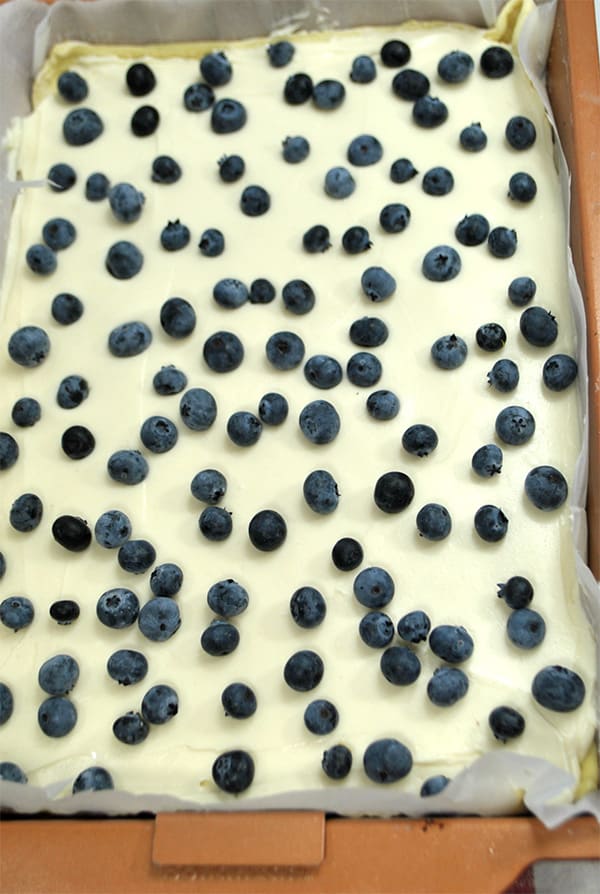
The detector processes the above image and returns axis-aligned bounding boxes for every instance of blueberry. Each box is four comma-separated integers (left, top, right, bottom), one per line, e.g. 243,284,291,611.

359,611,394,649
303,469,339,515
0,432,19,469
366,390,400,421
96,588,139,628
212,750,254,793
153,365,187,395
258,392,288,425
397,610,431,643
416,503,452,541
324,166,355,198
284,73,313,104
392,69,430,100
282,279,315,314
350,317,389,348
471,444,503,477
107,449,149,485
331,537,363,571
427,667,469,706
322,745,352,779
313,79,345,110
240,184,270,216
520,306,558,347
402,424,438,457
0,596,34,631
160,296,196,338
507,608,546,649
379,203,410,234
509,172,537,202
138,596,181,642
38,654,79,695
49,600,80,625
113,712,149,745
25,244,56,275
380,40,411,67
347,352,382,387
63,108,103,145
460,122,487,151
495,406,535,446
429,625,473,663
421,775,451,797
38,696,77,737
283,135,310,163
42,217,76,250
52,292,84,324
94,509,132,548
497,576,534,609
150,563,183,598
353,566,394,609
505,116,536,150
508,276,536,306
179,387,217,430
56,374,89,409
211,98,247,134
248,509,286,551
118,539,156,574
380,646,421,686
199,506,233,541
413,96,448,128
525,465,568,511
200,619,239,656
488,359,519,392
361,266,396,301
422,245,461,282
342,226,371,254
48,162,76,191
488,226,518,258
422,166,454,196
200,51,232,87
373,471,414,514
0,762,27,783
207,579,249,618
249,278,276,304
105,241,143,279
543,354,578,391
85,171,110,201
203,332,244,373
108,183,144,223
0,553,5,579
299,400,340,444
183,82,215,111
73,767,114,793
199,228,225,257
142,684,178,725
266,331,305,370
218,154,245,182
227,410,262,447
221,683,257,719
51,515,92,552
350,54,376,83
283,650,324,691
363,738,413,783
474,505,509,542
488,706,525,742
303,224,331,253
438,50,474,83
126,62,156,96
131,105,159,136
480,46,514,78
531,665,585,712
290,586,327,628
0,682,13,724
107,649,148,686
151,155,181,184
304,355,343,389
455,214,490,247
390,157,418,182
191,469,227,505
268,40,295,67
9,492,43,532
304,699,339,735
476,322,507,353
347,134,383,166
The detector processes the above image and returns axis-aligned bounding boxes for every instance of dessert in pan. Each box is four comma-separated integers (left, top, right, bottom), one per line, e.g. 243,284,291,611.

0,0,596,813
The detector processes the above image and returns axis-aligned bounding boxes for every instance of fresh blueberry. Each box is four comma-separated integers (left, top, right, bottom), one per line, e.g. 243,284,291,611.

471,444,503,477
191,469,227,505
313,79,345,110
380,40,411,67
495,406,535,445
379,203,410,234
331,537,363,571
290,586,327,628
342,226,371,254
361,266,396,301
151,155,181,184
85,171,110,201
249,278,276,304
520,307,558,347
282,135,310,164
160,219,190,251
207,579,248,618
373,471,414,514
266,331,305,370
543,354,578,391
422,245,461,282
150,563,183,598
160,296,196,338
507,608,545,649
0,682,13,724
142,684,178,725
118,539,156,574
63,108,103,145
363,738,413,783
359,611,394,649
138,596,181,641
488,706,525,742
525,465,568,511
73,767,114,793
0,762,27,783
0,596,34,631
427,667,469,706
211,98,247,133
212,750,254,793
299,400,340,444
413,96,448,128
203,331,244,373
96,588,140,628
200,51,232,86
183,82,215,111
421,775,450,797
131,105,159,137
126,62,156,96
56,374,89,409
218,154,245,183
283,72,313,104
304,699,339,734
438,50,474,82
108,321,152,357
304,355,343,389
49,600,80,625
416,503,452,541
353,566,394,608
324,166,355,198
200,619,239,656
105,241,143,279
505,116,536,149
509,172,537,202
267,40,295,67
322,745,352,779
455,214,490,246
422,166,454,196
240,184,270,216
350,317,388,347
397,610,431,643
107,449,149,485
258,392,288,425
248,509,286,551
199,228,225,257
221,683,257,719
107,649,148,686
0,433,19,471
38,654,79,695
199,506,233,541
350,54,376,83
113,711,149,745
303,224,331,253
488,359,519,392
0,553,5,578
366,390,400,421
282,279,315,314
9,493,43,532
347,134,383,166
460,122,487,151
480,46,514,78
94,509,132,548
227,410,262,446
380,646,421,686
390,157,418,182
108,183,144,223
392,69,429,100
429,625,473,663
48,162,76,191
42,217,76,251
153,365,187,395
402,424,438,457
497,576,534,609
179,387,217,430
474,505,509,541
25,244,57,275
531,665,585,712
346,352,382,387
476,322,507,352
303,469,339,515
51,515,91,552
508,276,536,306
488,227,518,258
51,292,84,325
283,649,324,691
38,696,77,737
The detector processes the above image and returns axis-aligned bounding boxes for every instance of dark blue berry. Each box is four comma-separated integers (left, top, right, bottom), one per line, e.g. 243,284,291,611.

438,50,474,82
373,471,414,513
380,40,411,66
347,352,382,387
152,155,181,184
421,775,450,796
471,444,503,477
73,767,114,793
56,374,89,409
283,649,324,691
179,387,217,429
131,105,159,136
488,706,525,742
363,738,412,783
212,750,254,793
107,649,148,685
331,537,363,571
51,292,84,324
227,410,262,446
240,184,270,216
380,646,421,685
304,699,339,734
199,228,225,257
211,98,247,133
392,68,429,100
422,166,453,196
509,172,537,202
353,566,394,608
429,625,473,663
0,762,27,783
488,226,517,258
290,586,327,627
142,684,178,724
422,245,461,282
366,389,400,421
525,465,568,511
0,683,13,725
207,579,248,618
42,217,76,250
284,73,313,104
303,224,331,253
0,553,5,578
48,162,76,191
126,63,156,96
474,505,509,541
108,183,144,222
49,600,80,625
505,116,536,149
106,449,149,485
324,166,355,198
508,276,536,306
350,55,376,83
390,157,418,182
9,493,43,532
221,683,257,719
199,506,233,540
495,406,535,445
96,588,139,628
160,296,196,338
347,134,383,166
532,666,585,712
507,608,545,649
350,317,388,347
397,610,431,643
488,359,519,392
303,470,339,515
543,354,578,391
480,46,514,78
283,135,310,163
342,226,371,254
258,392,288,425
359,611,394,648
153,365,187,395
25,244,56,275
191,469,227,504
304,355,343,389
94,509,131,548
322,745,352,779
282,279,315,314
455,214,489,246
248,509,286,551
0,596,34,631
250,278,276,304
184,82,215,111
38,654,79,695
416,503,452,541
51,515,91,552
0,433,19,470
63,108,103,144
266,331,305,369
520,306,558,347
413,96,448,128
201,619,239,656
268,40,295,67
203,331,244,373
38,696,77,737
218,154,245,183
118,539,156,574
427,667,469,706
299,400,340,444
85,171,110,201
200,51,232,87
138,596,181,641
361,266,396,301
460,122,487,151
379,203,410,233
313,79,345,110
150,563,183,597
476,322,506,352
113,711,149,745
105,241,143,279
497,576,533,609
402,424,438,457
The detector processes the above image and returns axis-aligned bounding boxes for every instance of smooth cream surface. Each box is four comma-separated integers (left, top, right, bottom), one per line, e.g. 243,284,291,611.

0,22,596,808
